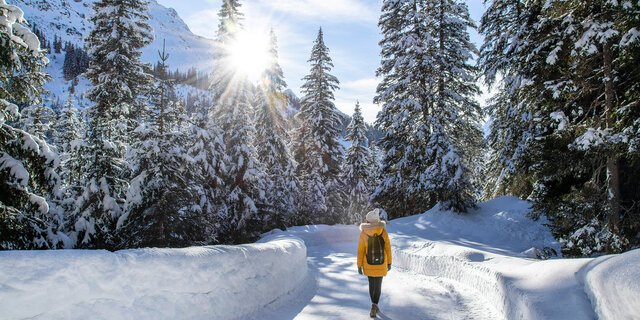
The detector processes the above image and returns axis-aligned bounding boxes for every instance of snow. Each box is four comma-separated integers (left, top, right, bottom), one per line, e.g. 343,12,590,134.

578,249,640,320
0,152,29,186
11,21,40,52
0,235,307,320
8,0,215,109
574,127,607,150
1,196,638,319
546,45,561,65
621,27,640,46
28,193,49,214
0,2,24,25
550,111,568,131
0,99,19,121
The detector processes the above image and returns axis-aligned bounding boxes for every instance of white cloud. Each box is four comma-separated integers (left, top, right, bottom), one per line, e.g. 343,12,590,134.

334,77,381,124
335,98,380,125
342,77,379,92
357,101,381,125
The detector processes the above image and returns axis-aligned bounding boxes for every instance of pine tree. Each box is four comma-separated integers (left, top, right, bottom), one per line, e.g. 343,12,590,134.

210,0,269,243
116,41,205,248
0,1,68,249
342,101,376,224
374,0,432,218
217,83,269,243
85,0,154,137
428,0,484,211
63,44,89,81
54,94,83,187
54,94,86,235
18,104,55,141
209,0,243,105
480,0,640,255
188,105,227,243
294,28,344,224
254,30,299,228
75,0,154,249
478,0,546,200
531,0,640,255
53,35,62,54
374,0,481,217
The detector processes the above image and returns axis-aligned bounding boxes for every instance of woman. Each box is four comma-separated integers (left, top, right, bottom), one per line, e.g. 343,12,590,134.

357,208,392,318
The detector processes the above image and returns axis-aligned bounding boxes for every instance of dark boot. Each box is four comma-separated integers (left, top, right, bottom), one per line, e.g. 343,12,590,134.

370,303,377,318
374,303,380,313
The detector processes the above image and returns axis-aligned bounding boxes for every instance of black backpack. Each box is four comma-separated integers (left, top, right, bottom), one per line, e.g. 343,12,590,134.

366,232,385,265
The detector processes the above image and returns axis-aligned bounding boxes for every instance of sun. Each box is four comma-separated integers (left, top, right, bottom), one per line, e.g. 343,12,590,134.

228,30,270,83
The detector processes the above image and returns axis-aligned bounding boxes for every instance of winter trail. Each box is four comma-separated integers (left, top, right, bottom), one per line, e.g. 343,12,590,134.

250,233,500,320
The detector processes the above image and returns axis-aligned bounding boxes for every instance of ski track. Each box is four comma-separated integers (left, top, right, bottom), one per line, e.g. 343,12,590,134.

250,240,499,320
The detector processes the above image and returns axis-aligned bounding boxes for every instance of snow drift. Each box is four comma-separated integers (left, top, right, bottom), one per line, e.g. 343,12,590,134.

578,248,640,320
387,196,595,320
0,235,307,320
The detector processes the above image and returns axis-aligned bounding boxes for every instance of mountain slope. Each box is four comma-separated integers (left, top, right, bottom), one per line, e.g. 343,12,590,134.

11,0,215,71
9,0,215,103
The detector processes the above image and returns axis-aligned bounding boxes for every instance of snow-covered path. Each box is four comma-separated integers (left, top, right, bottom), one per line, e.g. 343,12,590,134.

252,236,500,320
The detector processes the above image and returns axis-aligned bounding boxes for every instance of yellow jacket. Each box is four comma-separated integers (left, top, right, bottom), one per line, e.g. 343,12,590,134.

357,221,392,277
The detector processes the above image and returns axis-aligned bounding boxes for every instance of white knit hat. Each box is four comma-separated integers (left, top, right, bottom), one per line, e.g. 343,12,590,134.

366,208,381,223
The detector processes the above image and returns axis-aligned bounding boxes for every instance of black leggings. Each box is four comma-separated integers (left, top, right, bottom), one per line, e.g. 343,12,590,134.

368,276,383,304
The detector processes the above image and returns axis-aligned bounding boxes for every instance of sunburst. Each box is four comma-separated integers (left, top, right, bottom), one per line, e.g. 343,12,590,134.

228,29,270,83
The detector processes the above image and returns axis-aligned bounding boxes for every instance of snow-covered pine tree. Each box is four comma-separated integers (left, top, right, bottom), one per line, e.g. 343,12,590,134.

342,101,376,224
294,28,344,224
478,0,547,200
254,30,299,229
219,83,270,243
0,1,69,249
17,104,55,141
54,94,84,187
373,0,428,218
527,0,640,255
117,44,204,248
216,0,243,40
188,105,228,244
75,0,154,249
291,109,314,225
209,0,243,107
86,0,154,136
264,29,287,92
53,94,86,234
374,0,481,217
480,0,640,256
428,0,483,211
210,0,269,243
54,95,81,155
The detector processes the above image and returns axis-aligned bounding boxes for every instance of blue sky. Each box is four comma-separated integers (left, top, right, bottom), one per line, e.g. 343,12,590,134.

156,0,489,124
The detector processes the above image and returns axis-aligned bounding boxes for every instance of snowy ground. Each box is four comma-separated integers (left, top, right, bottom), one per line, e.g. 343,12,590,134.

1,196,639,319
252,229,500,320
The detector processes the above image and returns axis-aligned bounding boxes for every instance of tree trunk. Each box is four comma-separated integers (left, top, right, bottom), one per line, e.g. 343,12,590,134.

602,41,621,240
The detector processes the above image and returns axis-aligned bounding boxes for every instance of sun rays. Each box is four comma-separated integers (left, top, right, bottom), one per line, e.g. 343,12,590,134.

227,29,271,83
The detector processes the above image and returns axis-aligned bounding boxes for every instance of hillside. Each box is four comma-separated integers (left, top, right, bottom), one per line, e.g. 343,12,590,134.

8,0,215,104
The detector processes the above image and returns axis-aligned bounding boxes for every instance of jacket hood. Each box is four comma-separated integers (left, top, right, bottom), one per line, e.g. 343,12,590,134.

359,220,386,233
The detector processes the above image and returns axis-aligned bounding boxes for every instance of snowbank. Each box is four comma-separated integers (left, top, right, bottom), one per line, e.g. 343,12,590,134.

388,196,595,320
0,235,307,320
578,248,640,320
388,196,561,256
